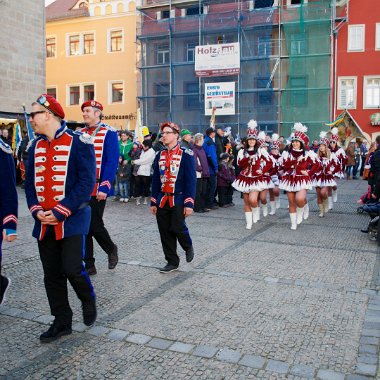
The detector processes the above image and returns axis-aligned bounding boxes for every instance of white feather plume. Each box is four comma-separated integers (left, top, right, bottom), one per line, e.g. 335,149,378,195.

248,119,257,129
331,127,338,136
319,131,327,139
293,122,307,133
258,131,266,140
271,133,279,142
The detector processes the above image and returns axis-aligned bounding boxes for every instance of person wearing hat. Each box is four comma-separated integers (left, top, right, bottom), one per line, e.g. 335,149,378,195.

203,127,219,210
0,137,18,306
232,120,274,229
25,94,97,342
215,126,226,159
268,133,281,215
150,122,196,273
313,132,340,217
79,100,119,275
279,123,319,230
180,129,193,150
217,152,236,207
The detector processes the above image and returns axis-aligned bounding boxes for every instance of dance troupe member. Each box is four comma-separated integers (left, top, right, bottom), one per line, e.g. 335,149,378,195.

232,120,273,229
328,127,347,209
268,133,281,215
313,132,340,217
279,123,319,230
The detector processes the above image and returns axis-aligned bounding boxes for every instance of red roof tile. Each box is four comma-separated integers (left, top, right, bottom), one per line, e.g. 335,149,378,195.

46,0,89,21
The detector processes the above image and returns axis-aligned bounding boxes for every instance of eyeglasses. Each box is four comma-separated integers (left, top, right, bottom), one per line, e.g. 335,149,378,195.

161,131,175,135
30,110,47,119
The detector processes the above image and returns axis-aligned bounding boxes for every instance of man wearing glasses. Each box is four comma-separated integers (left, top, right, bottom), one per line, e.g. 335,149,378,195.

150,122,196,273
79,100,119,276
25,94,97,343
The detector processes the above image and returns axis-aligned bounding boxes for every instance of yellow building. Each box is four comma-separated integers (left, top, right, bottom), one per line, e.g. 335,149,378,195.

46,0,137,130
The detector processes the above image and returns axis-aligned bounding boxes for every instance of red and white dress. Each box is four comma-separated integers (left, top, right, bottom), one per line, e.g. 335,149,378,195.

313,153,340,187
232,148,273,193
269,152,281,187
279,149,319,192
330,145,347,178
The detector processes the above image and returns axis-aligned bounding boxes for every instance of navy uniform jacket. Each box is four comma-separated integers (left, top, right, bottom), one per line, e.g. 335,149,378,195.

0,140,18,239
25,122,96,240
79,123,119,196
151,144,196,209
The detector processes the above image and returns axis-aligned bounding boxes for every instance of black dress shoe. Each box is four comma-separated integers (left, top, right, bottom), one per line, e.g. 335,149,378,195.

0,276,11,306
185,246,194,263
86,266,97,276
108,245,118,269
361,228,369,233
82,298,97,326
40,323,72,343
159,264,178,273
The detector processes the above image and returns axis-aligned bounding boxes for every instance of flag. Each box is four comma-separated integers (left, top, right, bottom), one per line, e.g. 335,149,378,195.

135,105,144,143
23,105,35,140
12,122,22,154
210,106,216,129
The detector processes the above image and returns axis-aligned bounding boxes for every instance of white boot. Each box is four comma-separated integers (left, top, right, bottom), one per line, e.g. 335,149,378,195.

269,201,276,215
275,197,280,209
333,190,337,202
136,197,141,205
318,204,324,217
252,207,259,224
303,203,309,220
323,199,329,214
290,213,297,230
296,207,304,225
262,204,268,217
143,197,148,205
328,196,333,210
245,212,252,230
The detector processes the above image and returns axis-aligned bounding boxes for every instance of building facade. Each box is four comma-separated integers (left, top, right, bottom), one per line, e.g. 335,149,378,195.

46,0,138,129
0,0,45,125
137,0,347,139
334,0,380,141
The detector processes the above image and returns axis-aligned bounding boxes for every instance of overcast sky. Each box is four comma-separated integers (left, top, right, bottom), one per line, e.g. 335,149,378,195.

45,0,55,5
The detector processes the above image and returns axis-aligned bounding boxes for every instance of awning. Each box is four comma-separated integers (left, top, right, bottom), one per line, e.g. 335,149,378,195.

371,113,380,126
0,118,18,125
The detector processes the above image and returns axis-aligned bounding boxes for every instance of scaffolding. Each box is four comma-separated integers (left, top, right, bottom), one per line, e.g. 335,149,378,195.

136,0,348,139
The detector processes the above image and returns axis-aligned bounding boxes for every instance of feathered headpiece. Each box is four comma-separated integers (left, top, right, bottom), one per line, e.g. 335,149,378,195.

247,120,258,139
330,127,339,143
271,133,280,150
257,131,267,147
292,122,309,146
319,131,329,146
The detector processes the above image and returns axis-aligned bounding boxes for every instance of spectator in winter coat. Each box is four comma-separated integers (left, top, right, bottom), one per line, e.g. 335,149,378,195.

215,126,226,159
117,157,131,203
345,142,356,179
193,133,210,213
217,153,236,207
203,128,218,209
180,129,193,150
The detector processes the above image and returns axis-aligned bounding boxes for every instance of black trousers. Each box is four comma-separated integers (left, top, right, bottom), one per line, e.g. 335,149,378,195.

85,197,115,269
134,175,151,197
194,178,207,212
38,228,95,326
156,203,192,267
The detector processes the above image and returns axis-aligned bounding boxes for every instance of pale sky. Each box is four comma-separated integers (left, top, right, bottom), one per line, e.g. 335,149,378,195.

45,0,56,5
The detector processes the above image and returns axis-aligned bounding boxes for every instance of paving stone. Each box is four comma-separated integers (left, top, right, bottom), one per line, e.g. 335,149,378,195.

72,322,88,332
358,344,377,355
355,363,377,377
87,326,109,337
216,348,242,363
346,375,376,380
317,369,345,380
192,344,218,358
168,341,195,354
127,260,141,266
33,314,54,324
17,311,41,320
146,337,173,350
265,359,289,374
107,329,129,341
290,364,315,378
1,307,24,317
126,333,152,345
357,354,378,365
361,329,380,338
359,336,379,345
264,276,279,283
239,354,266,369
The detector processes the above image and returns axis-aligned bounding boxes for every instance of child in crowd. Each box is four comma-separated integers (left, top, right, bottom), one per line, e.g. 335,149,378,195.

117,156,131,202
217,153,236,207
128,141,142,199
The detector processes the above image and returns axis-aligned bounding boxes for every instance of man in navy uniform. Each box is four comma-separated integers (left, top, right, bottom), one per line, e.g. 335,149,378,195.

25,95,97,343
0,138,18,305
79,100,119,275
150,122,196,273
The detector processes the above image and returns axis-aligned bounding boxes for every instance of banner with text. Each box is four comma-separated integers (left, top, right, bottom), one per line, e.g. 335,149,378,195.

205,82,235,116
195,42,240,77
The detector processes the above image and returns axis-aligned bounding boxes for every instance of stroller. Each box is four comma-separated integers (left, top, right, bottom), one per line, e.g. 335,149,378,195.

362,201,380,241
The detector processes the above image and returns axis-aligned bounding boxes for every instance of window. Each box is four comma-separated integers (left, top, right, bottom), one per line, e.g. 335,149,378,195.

348,25,365,52
257,78,273,105
290,77,307,106
376,23,380,51
46,37,56,58
186,42,196,62
109,29,123,52
258,36,272,56
155,83,170,109
287,0,307,5
157,45,169,64
110,82,123,103
290,33,307,55
185,6,203,15
84,33,94,55
69,86,80,105
67,32,95,56
364,77,380,108
46,87,57,99
84,85,94,102
254,0,274,9
338,77,356,109
161,10,170,19
184,82,199,109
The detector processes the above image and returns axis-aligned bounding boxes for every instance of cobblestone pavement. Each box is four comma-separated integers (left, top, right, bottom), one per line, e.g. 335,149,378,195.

1,179,380,379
